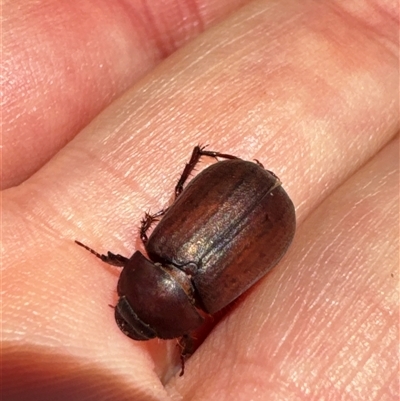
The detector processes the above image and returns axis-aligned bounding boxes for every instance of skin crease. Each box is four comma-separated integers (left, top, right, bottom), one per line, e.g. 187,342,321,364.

2,0,249,189
1,0,398,400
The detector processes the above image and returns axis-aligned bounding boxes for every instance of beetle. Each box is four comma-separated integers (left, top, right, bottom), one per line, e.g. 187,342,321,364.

76,145,296,375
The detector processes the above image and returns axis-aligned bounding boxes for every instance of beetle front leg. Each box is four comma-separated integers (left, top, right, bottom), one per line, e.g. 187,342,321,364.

75,241,129,267
177,333,194,376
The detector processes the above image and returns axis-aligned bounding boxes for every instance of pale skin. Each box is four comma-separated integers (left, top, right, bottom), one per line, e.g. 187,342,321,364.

2,0,399,400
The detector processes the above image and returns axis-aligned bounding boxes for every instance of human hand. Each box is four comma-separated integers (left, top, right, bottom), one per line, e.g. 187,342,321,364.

2,1,398,400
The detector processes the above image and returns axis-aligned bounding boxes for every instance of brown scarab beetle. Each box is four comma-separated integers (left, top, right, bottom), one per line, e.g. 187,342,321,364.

76,145,296,375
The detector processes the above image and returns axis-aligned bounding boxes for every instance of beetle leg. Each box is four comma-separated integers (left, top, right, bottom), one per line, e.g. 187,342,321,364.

175,145,240,197
254,159,264,168
75,240,128,267
139,209,168,245
141,144,241,243
177,333,194,376
252,160,281,181
265,169,280,180
198,149,240,161
175,145,207,197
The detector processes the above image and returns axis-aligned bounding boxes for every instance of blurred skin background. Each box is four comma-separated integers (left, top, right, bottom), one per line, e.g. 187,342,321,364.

2,0,399,400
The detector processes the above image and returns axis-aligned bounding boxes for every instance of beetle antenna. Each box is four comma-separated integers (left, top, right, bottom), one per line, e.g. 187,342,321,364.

75,240,128,267
75,240,103,258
